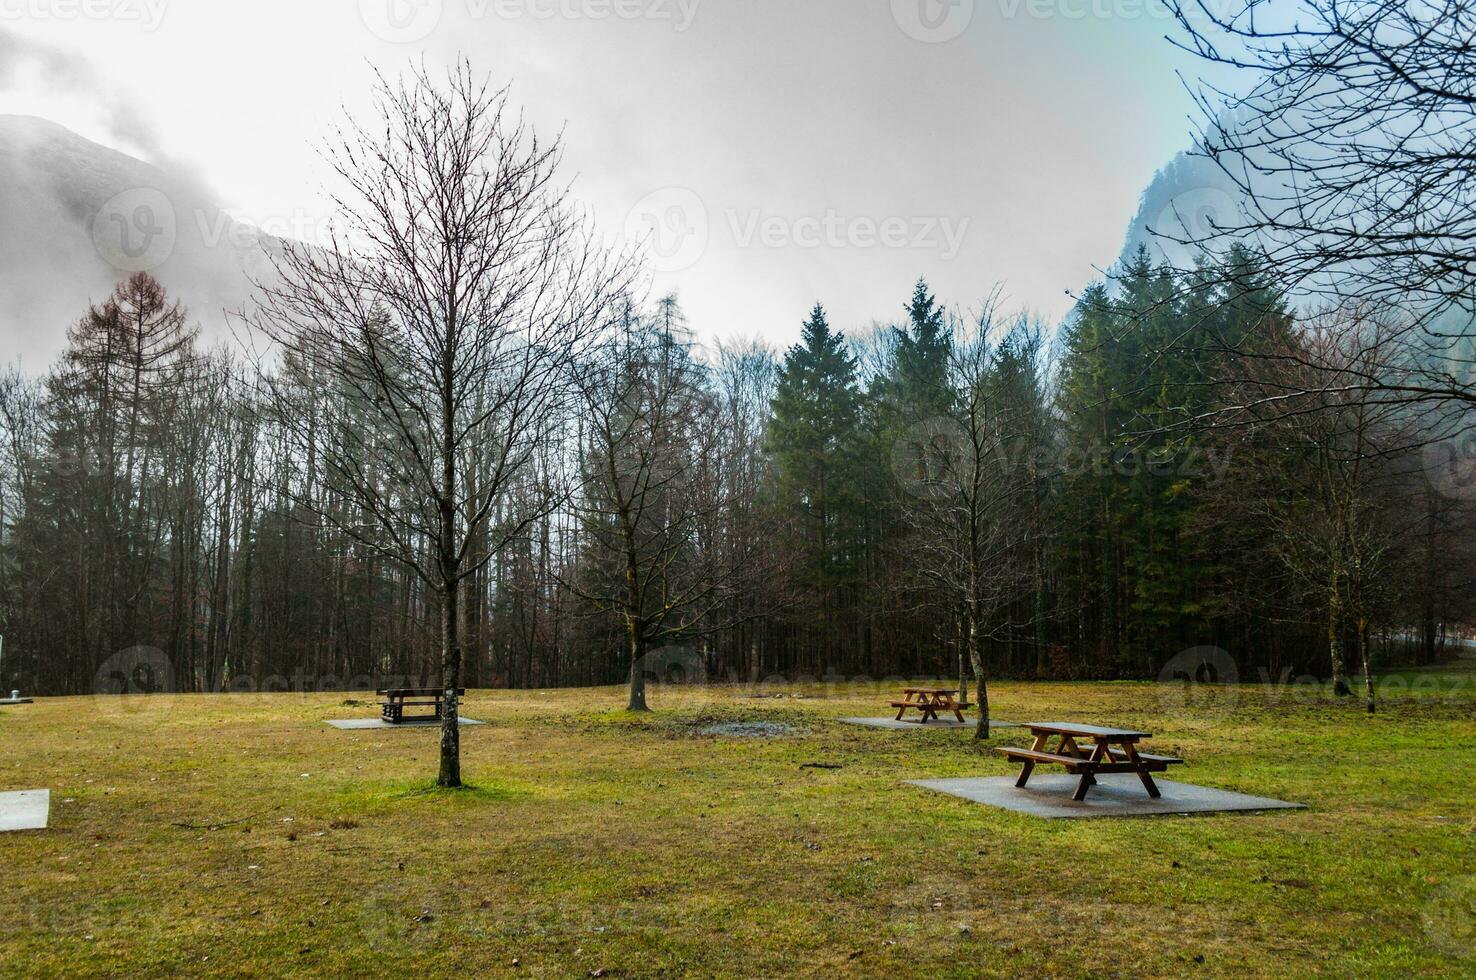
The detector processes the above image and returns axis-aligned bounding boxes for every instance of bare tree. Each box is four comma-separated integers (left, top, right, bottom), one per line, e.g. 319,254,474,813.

252,63,635,785
895,300,1041,738
709,337,779,681
1229,306,1422,709
568,301,750,711
0,367,42,691
1165,0,1476,413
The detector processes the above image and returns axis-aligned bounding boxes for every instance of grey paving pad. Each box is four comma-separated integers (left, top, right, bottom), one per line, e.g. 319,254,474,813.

325,717,485,729
840,716,1018,731
0,698,33,706
910,775,1305,819
0,790,49,831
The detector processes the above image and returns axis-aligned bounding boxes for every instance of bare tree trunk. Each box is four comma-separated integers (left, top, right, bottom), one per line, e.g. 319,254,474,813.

954,613,969,707
1358,617,1375,714
626,619,648,712
967,614,990,741
1329,571,1351,696
438,578,462,787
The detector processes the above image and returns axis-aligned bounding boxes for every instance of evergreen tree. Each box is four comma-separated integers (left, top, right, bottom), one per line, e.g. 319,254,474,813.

860,278,958,675
1055,247,1293,673
38,272,199,683
893,277,952,421
768,303,864,670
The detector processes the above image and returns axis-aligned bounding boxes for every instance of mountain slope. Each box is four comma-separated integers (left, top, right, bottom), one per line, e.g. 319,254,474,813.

1116,150,1243,272
0,115,283,365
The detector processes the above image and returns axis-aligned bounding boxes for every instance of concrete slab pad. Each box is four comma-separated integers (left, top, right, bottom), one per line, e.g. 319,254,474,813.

840,716,1018,731
0,790,49,831
909,775,1305,819
0,698,33,706
324,717,486,730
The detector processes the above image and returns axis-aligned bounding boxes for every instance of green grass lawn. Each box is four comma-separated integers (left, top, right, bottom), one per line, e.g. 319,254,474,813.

1,677,1473,977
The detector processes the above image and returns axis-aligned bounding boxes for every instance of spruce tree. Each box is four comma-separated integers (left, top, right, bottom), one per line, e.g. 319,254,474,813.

768,303,864,670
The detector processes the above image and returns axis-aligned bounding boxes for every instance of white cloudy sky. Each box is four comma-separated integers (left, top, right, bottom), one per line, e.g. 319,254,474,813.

1,0,1206,349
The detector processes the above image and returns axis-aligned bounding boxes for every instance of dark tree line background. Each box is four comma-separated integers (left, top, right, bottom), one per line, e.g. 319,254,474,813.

1,249,1472,697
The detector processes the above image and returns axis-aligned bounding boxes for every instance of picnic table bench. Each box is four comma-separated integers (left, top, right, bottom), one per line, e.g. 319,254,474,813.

995,721,1183,801
891,688,967,724
377,688,465,724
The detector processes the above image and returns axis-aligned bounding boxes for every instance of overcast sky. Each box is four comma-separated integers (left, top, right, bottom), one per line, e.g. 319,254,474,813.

2,0,1203,350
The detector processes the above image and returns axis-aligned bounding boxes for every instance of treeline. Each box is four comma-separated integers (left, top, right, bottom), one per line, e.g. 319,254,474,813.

0,251,1471,697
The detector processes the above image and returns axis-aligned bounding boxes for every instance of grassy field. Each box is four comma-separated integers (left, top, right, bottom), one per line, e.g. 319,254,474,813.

1,672,1473,978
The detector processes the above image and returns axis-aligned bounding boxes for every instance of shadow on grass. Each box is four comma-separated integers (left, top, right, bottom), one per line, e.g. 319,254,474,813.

332,778,533,815
391,781,528,803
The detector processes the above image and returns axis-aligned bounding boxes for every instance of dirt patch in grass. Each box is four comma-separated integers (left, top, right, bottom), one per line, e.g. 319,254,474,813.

696,721,797,738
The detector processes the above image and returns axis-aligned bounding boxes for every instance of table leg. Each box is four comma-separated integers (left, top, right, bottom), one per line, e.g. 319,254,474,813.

1015,760,1035,788
1123,743,1161,798
1015,729,1048,788
1055,736,1095,786
1083,740,1110,787
1071,771,1094,801
1066,740,1108,800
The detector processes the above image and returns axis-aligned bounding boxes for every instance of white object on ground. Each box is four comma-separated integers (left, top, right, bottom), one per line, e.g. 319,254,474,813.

0,789,49,831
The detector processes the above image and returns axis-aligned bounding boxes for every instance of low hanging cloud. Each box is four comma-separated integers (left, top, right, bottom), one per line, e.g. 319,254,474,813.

0,27,258,365
0,26,167,162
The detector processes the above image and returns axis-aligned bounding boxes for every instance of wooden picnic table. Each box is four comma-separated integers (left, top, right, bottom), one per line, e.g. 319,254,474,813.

994,721,1183,801
890,688,966,724
377,688,465,724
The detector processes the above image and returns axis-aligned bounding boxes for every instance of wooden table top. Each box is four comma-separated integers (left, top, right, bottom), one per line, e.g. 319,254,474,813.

902,688,957,695
1025,721,1152,739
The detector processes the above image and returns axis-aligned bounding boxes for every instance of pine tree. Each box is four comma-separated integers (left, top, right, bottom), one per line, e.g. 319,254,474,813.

1055,247,1294,673
768,303,864,671
39,272,199,682
893,277,952,420
860,278,957,676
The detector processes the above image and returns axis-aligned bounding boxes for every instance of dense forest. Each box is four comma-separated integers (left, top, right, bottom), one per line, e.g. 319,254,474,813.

2,245,1470,700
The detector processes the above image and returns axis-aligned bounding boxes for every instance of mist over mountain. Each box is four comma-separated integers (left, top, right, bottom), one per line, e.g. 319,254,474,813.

0,114,283,366
1116,150,1244,273
1,111,1257,369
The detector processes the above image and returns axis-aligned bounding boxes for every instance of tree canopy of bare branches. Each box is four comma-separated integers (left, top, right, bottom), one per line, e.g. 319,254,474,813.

568,301,765,711
250,62,636,785
895,299,1048,737
1165,0,1476,417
